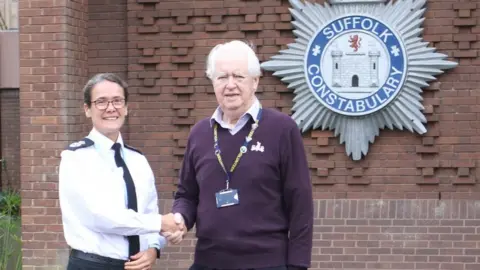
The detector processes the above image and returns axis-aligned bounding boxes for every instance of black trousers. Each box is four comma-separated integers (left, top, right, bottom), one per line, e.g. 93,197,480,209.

67,252,126,270
189,264,287,270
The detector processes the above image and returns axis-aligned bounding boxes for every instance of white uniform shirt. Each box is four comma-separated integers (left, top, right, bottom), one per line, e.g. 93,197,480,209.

59,128,166,260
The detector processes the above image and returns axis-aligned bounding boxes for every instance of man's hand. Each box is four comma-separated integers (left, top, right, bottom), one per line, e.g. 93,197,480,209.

161,213,182,233
162,213,186,244
124,248,157,270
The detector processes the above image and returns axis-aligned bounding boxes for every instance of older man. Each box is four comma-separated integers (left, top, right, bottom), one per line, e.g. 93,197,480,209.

169,40,314,270
59,73,182,270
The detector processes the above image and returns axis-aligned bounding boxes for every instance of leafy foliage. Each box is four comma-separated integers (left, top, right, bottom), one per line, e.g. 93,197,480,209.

0,189,22,270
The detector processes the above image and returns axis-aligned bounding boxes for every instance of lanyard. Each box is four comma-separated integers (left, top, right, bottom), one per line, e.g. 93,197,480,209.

213,106,263,190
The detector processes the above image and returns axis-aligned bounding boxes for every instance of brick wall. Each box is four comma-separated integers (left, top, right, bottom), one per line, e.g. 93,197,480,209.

156,199,480,270
18,0,480,269
19,0,88,268
0,89,19,190
125,0,480,201
87,0,129,138
87,0,127,79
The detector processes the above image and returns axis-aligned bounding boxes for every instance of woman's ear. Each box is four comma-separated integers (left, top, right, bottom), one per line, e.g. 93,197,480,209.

84,104,91,118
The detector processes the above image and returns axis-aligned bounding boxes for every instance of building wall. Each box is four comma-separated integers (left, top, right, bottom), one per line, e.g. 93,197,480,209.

0,31,20,191
156,199,480,270
0,89,19,190
87,0,127,80
19,0,480,269
19,0,88,268
87,0,129,137
127,0,479,200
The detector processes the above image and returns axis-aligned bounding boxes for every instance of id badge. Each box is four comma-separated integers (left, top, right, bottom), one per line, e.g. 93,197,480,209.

215,189,239,208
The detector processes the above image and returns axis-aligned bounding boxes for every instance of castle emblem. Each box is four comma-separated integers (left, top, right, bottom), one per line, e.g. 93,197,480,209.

261,0,457,160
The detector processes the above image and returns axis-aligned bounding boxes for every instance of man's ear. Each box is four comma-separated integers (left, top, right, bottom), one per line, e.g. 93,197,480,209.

253,76,259,93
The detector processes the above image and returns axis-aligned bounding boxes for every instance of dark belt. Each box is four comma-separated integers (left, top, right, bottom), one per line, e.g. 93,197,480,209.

70,249,127,266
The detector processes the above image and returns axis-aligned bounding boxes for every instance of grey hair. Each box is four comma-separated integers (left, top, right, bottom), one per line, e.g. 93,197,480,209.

82,73,129,107
205,40,262,80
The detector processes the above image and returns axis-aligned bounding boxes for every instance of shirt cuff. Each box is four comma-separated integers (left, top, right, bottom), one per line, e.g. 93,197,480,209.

148,237,165,259
147,235,166,248
145,214,162,232
148,243,161,258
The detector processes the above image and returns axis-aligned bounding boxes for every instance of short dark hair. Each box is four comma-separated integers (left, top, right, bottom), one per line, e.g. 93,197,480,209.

83,73,129,108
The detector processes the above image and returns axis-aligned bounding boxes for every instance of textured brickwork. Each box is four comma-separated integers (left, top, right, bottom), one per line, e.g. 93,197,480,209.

0,89,20,190
87,0,129,137
156,199,480,270
19,0,88,268
88,0,128,80
126,0,480,201
18,0,480,269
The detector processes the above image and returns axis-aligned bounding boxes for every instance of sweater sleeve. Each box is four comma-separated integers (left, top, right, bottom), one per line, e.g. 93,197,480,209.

172,135,199,231
281,124,314,268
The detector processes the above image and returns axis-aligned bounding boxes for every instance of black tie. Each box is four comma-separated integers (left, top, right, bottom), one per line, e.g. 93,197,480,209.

111,142,140,257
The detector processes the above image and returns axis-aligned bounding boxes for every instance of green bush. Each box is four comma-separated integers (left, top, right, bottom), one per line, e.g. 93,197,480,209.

0,190,20,217
0,189,22,270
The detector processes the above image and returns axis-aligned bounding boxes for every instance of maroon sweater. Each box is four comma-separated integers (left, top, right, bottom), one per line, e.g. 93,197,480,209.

172,108,313,269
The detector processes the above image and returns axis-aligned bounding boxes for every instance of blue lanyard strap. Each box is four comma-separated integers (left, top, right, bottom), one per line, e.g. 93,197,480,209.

213,106,263,190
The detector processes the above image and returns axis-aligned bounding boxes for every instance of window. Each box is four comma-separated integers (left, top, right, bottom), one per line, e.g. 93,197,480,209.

335,63,338,69
0,0,18,30
373,63,376,70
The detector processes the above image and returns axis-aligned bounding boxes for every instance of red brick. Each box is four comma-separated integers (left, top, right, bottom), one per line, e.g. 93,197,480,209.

458,41,471,49
453,34,477,42
280,13,291,22
210,15,222,24
240,23,263,31
454,50,477,58
453,3,477,10
453,18,476,26
245,14,257,22
458,9,471,18
205,24,228,32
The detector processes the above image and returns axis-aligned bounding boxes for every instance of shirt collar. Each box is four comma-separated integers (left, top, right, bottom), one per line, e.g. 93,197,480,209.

87,127,124,153
210,97,260,127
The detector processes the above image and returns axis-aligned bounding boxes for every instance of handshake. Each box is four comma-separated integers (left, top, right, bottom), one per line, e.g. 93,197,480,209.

160,212,186,244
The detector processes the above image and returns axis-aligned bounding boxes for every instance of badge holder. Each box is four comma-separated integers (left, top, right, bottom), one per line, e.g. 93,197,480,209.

215,188,239,208
215,180,239,208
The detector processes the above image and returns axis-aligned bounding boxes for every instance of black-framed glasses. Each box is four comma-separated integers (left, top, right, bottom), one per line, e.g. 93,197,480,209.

92,98,126,110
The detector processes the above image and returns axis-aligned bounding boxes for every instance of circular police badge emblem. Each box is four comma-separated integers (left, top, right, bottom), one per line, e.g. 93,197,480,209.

261,0,457,160
305,16,406,116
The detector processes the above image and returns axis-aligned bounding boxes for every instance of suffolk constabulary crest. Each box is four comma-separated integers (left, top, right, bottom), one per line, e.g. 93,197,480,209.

261,0,457,160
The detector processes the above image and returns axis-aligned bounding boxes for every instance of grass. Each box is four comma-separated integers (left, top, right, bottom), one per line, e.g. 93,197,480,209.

0,189,21,270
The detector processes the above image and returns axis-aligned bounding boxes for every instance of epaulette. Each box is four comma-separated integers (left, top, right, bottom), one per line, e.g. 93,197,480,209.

66,138,94,151
124,144,143,155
